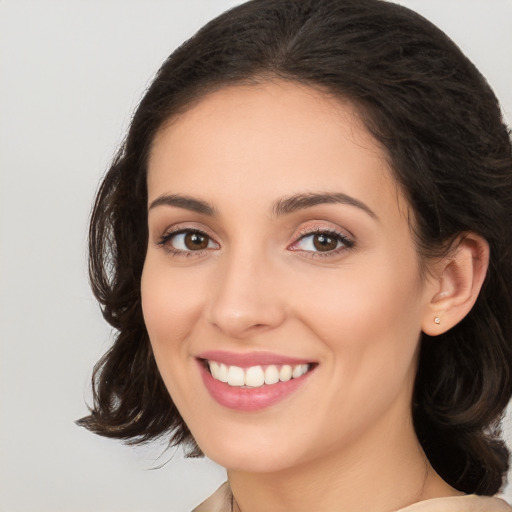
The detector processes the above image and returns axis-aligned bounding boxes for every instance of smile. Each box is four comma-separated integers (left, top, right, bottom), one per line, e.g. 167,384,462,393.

197,351,317,411
207,360,311,387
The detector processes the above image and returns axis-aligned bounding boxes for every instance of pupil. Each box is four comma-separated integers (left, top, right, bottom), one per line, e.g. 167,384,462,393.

185,232,208,250
313,234,337,252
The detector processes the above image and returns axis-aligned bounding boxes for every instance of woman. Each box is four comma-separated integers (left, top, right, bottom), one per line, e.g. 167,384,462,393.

78,0,512,510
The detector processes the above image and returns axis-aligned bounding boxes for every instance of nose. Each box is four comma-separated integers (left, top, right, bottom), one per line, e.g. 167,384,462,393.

206,250,286,339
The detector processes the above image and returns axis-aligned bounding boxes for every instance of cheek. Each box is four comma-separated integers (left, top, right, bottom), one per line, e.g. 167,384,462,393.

290,250,424,380
140,258,204,359
140,258,207,411
298,261,420,335
293,261,423,438
141,255,200,334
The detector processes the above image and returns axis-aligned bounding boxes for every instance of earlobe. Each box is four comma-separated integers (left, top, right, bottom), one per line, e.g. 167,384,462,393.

422,233,489,336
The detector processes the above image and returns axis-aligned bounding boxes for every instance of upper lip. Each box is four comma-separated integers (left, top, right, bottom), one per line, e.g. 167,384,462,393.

197,350,315,368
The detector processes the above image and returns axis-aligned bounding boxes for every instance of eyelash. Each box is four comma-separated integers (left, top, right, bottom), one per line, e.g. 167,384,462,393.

158,228,218,257
288,227,355,258
157,226,354,258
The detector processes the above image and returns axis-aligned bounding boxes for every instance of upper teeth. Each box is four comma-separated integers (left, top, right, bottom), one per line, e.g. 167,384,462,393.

208,361,310,387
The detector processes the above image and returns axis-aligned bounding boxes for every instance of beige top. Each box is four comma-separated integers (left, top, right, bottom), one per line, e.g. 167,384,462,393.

192,482,512,512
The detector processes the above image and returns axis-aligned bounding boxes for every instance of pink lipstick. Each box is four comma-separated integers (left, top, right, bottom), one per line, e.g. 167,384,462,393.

197,351,316,412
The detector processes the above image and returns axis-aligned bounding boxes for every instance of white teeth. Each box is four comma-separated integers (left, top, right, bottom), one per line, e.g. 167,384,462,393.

209,361,220,379
208,361,311,387
292,364,309,379
227,365,245,386
218,363,229,383
264,365,280,385
279,365,292,382
208,361,229,382
245,366,265,387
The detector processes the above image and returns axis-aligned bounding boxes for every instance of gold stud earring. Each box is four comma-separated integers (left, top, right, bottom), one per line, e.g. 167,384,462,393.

434,317,441,325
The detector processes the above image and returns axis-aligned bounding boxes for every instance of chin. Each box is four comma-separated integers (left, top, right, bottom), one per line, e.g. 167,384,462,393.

205,444,299,474
190,416,327,475
187,421,291,473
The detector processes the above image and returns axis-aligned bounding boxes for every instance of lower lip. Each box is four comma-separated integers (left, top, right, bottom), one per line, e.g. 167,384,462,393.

198,362,314,412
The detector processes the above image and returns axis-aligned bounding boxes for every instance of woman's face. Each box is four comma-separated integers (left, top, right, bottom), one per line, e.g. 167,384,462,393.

142,81,436,473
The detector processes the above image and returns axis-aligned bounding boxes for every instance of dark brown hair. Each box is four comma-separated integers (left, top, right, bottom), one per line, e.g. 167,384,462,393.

78,0,512,495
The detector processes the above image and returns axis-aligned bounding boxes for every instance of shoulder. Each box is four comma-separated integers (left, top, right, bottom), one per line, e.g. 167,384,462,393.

191,482,232,512
396,495,512,512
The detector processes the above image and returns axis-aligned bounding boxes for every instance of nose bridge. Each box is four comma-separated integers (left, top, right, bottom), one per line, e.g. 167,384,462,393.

207,243,285,338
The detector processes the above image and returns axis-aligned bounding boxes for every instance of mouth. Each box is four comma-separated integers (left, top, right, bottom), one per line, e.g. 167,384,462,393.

203,360,313,388
196,352,317,411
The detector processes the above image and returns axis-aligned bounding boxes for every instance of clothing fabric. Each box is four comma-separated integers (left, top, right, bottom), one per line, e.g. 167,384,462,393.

191,482,512,512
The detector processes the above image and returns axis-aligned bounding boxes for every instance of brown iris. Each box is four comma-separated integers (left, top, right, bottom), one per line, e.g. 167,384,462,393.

184,231,209,250
313,233,338,252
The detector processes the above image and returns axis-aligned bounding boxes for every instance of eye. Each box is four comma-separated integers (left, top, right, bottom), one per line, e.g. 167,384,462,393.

289,229,354,255
159,229,219,254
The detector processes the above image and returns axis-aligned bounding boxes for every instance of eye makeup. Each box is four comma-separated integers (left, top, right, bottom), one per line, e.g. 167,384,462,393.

156,220,355,260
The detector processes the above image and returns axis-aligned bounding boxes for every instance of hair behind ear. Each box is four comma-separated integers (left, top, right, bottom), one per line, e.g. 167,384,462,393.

414,270,512,494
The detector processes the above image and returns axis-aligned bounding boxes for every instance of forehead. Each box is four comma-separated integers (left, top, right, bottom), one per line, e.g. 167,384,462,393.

150,80,380,165
147,81,404,219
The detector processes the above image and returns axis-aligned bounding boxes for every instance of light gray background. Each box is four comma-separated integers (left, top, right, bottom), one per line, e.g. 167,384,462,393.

1,1,511,511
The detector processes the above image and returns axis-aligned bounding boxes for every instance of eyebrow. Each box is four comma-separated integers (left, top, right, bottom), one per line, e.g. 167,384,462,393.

148,194,216,215
148,191,377,220
272,192,377,219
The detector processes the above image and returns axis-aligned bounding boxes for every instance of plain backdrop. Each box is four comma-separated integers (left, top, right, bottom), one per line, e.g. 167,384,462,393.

1,1,511,511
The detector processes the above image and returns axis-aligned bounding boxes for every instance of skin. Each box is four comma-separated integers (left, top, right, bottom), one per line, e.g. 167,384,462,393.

141,81,471,512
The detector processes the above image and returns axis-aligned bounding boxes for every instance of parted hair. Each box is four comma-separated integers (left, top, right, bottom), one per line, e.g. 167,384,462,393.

78,0,512,495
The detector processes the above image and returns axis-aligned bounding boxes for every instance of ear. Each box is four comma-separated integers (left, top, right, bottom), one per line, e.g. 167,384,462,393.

422,233,489,336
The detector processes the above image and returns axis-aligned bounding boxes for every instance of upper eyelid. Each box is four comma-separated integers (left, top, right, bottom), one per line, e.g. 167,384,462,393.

158,222,217,240
293,223,354,241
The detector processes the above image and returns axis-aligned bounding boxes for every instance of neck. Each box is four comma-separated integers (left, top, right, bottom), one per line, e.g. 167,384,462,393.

228,412,459,512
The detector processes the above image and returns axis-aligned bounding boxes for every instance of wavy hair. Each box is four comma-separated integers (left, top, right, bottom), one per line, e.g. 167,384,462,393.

78,0,512,494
